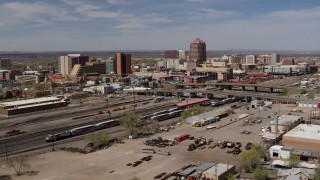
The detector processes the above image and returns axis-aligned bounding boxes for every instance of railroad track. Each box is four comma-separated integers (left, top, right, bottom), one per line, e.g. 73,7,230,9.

1,97,153,130
0,101,177,157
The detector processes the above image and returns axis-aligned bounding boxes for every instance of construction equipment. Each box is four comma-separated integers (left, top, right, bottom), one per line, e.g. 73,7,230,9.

96,110,104,115
192,122,202,127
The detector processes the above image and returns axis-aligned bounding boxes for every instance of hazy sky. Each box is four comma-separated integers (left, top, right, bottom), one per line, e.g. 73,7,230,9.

1,0,320,51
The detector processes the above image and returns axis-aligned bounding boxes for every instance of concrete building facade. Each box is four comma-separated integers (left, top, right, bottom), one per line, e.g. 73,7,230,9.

164,50,179,59
59,54,89,76
283,124,320,151
245,55,257,65
188,38,206,71
115,53,132,75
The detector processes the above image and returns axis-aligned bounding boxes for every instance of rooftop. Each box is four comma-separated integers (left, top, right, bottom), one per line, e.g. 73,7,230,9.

272,115,302,126
0,97,61,107
185,106,231,124
284,124,320,141
191,37,205,44
176,98,209,107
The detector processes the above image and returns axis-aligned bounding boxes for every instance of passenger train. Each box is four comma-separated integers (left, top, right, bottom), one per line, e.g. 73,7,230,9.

45,119,120,142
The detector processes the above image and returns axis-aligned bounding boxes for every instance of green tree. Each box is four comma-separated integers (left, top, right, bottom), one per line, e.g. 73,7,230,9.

85,132,111,149
5,91,13,99
180,106,205,121
240,148,260,172
122,112,141,135
253,168,268,180
288,153,300,168
226,173,235,180
240,143,266,172
33,83,46,91
6,155,31,176
300,89,307,94
252,143,267,159
309,93,315,100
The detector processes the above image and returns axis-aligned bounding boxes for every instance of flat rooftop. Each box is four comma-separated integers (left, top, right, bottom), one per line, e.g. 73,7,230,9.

284,124,320,141
0,97,61,107
271,115,301,126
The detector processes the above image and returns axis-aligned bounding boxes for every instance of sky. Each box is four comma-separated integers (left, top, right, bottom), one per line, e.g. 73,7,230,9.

1,0,320,51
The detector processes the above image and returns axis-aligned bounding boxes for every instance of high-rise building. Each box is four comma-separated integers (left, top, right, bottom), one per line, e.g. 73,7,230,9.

59,54,89,76
114,53,132,75
178,50,186,60
165,50,179,59
245,55,257,65
102,58,115,74
271,53,280,64
187,37,206,71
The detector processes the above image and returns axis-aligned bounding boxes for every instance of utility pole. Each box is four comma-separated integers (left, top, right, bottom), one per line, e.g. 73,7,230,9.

133,86,136,110
5,143,8,162
275,115,278,145
52,141,55,151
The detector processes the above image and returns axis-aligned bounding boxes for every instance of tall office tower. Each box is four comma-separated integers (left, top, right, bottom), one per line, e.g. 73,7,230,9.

165,50,179,59
114,53,132,75
245,55,257,65
178,49,186,60
187,37,206,71
271,53,280,64
59,54,89,76
101,57,115,74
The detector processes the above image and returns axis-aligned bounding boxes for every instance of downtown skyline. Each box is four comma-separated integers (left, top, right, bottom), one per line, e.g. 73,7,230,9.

1,0,320,51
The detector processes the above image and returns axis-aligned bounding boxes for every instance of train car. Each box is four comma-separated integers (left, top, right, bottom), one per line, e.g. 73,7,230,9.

156,114,169,122
152,110,169,117
150,113,169,122
153,97,164,103
168,110,183,118
168,107,179,113
95,119,120,130
70,125,95,136
45,131,71,142
141,115,152,122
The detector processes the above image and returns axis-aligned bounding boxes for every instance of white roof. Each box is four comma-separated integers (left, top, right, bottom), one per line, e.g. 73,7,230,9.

283,124,320,141
270,145,283,150
0,97,61,107
271,115,301,126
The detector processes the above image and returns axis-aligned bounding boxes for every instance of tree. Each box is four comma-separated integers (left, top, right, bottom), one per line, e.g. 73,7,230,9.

226,173,235,180
85,132,111,149
253,168,268,180
240,143,266,172
122,112,141,135
6,155,30,176
180,106,205,121
240,149,260,172
5,91,13,99
300,89,307,94
288,153,300,168
141,120,160,135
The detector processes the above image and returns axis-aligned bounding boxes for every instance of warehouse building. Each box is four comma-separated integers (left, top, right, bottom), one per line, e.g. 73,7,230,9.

282,124,320,151
0,97,68,116
185,106,232,126
270,115,302,133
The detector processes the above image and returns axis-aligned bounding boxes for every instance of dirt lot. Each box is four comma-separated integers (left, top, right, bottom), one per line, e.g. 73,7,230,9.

0,103,312,180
